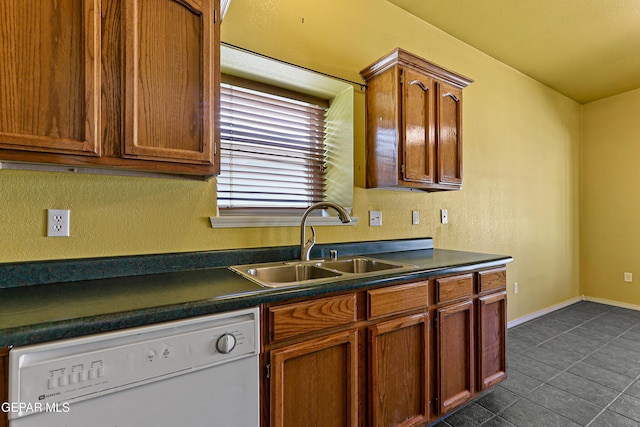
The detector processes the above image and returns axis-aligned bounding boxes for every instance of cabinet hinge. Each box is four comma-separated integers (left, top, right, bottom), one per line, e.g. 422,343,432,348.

433,317,438,330
213,8,218,24
214,141,217,156
401,164,405,174
266,363,271,379
400,70,404,85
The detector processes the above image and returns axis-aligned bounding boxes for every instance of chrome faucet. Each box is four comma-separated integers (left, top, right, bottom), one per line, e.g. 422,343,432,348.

300,202,352,261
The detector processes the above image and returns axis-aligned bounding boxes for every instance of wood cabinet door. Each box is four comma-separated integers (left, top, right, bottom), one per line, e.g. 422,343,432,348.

478,291,507,391
401,68,435,184
1,347,8,427
123,0,219,166
364,66,401,189
436,82,463,186
270,330,358,427
369,313,430,427
436,299,475,415
0,0,100,156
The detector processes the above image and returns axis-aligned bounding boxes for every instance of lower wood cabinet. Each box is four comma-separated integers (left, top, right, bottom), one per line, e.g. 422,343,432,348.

261,267,507,427
368,313,430,427
436,299,475,415
477,291,507,390
269,330,359,427
1,347,8,427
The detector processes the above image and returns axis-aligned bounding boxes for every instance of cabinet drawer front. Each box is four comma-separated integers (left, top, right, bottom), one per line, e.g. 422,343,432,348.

436,274,473,304
269,294,356,342
478,268,506,293
367,281,428,319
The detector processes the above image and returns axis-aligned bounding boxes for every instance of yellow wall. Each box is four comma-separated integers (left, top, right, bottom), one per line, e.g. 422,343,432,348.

0,0,583,321
582,88,640,305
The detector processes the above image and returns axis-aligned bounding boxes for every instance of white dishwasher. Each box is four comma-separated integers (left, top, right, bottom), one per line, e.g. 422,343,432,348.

8,307,260,427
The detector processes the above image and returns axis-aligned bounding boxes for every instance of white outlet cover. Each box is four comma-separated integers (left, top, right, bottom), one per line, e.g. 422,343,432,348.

47,209,70,237
369,210,382,227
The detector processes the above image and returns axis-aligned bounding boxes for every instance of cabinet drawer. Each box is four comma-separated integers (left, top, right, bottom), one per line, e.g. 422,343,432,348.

478,268,506,293
268,293,357,342
436,274,473,304
367,281,428,320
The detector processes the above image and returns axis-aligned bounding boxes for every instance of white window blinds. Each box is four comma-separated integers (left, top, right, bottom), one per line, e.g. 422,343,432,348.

217,82,328,209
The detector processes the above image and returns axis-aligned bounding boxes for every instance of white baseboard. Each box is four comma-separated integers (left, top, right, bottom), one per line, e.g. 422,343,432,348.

583,296,640,312
507,296,584,328
507,295,640,329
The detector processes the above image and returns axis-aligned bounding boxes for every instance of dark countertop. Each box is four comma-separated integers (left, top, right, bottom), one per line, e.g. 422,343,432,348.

0,241,512,348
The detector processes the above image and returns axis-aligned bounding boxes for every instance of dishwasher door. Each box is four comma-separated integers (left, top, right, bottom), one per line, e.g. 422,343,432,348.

8,308,260,427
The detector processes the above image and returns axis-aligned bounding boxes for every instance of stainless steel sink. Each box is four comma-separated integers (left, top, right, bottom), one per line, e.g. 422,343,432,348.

230,256,418,288
245,264,342,284
314,257,402,274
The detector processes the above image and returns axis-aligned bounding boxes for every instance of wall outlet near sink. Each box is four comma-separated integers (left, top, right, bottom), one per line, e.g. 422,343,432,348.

47,209,70,237
369,210,382,227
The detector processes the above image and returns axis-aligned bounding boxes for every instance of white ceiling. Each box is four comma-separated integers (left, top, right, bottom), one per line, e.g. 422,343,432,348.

387,0,640,104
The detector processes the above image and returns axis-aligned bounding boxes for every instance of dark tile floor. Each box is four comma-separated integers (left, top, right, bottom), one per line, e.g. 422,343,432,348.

435,301,640,427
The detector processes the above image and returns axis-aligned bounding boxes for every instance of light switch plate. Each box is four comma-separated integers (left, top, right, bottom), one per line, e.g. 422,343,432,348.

441,209,448,224
412,210,419,225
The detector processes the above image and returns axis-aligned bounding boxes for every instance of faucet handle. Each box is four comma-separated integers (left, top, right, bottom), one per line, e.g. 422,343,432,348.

307,226,316,245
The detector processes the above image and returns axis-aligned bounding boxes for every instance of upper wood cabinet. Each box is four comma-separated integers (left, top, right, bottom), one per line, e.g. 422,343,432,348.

437,82,464,186
0,0,101,157
123,0,218,165
0,0,221,178
360,48,472,191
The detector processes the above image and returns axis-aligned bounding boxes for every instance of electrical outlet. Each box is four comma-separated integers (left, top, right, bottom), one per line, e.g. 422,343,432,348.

441,209,448,224
513,282,519,294
47,209,70,237
412,210,419,225
369,210,382,227
624,272,633,283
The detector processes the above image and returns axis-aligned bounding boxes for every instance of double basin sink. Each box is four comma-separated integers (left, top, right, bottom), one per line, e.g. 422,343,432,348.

230,256,419,288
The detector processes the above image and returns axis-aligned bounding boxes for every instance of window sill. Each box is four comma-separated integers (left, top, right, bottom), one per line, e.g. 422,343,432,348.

209,216,360,229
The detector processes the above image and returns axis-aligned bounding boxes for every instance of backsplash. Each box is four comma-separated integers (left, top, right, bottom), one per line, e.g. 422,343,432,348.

0,238,433,290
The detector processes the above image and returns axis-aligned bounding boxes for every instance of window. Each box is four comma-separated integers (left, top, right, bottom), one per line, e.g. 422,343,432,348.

211,44,354,228
217,79,329,210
